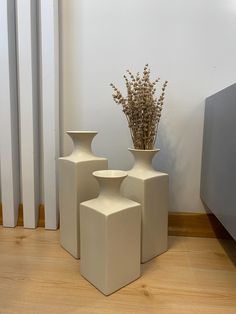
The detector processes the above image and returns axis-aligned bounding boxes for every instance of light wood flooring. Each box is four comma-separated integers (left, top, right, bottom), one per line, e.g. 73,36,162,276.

0,226,235,314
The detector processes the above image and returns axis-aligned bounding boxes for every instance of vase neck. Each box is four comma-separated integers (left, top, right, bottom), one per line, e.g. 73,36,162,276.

67,131,97,157
129,149,159,172
94,170,127,200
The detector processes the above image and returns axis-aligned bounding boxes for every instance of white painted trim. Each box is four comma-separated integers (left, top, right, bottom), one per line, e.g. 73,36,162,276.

0,0,20,227
39,0,59,229
16,0,40,228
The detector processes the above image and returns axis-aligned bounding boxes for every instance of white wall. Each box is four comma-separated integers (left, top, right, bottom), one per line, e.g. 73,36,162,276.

60,0,236,212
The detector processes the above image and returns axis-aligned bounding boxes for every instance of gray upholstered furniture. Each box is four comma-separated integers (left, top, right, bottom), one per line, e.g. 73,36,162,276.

201,83,236,240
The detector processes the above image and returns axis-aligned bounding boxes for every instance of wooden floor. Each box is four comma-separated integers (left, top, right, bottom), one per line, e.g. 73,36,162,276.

0,227,235,314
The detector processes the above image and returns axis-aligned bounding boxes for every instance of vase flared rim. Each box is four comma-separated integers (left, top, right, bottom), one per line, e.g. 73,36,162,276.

128,148,160,152
93,170,127,179
66,131,98,134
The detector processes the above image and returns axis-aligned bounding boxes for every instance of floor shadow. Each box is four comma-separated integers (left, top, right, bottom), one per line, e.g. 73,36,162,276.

218,237,236,267
202,203,236,266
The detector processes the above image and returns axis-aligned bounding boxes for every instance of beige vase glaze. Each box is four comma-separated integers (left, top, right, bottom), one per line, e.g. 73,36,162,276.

80,170,141,296
58,131,108,258
121,148,169,263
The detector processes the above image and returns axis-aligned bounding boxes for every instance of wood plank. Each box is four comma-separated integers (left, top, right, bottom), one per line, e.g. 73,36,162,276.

16,0,40,228
0,203,2,225
16,203,23,226
0,208,230,238
0,203,44,228
0,228,235,313
38,204,45,228
39,0,59,230
0,0,20,227
168,212,232,239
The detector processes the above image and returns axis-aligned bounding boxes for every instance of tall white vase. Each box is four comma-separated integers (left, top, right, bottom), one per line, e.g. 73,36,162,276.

80,170,141,296
58,131,108,258
121,148,169,263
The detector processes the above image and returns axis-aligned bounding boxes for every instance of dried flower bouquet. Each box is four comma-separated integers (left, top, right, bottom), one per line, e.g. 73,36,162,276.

111,64,168,150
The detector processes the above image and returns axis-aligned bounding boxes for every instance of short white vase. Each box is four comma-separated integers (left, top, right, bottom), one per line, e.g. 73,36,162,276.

80,170,141,296
121,148,169,263
58,131,108,258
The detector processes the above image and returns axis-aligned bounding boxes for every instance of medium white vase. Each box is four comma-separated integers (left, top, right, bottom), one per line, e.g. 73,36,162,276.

121,148,169,263
80,170,141,296
58,131,108,258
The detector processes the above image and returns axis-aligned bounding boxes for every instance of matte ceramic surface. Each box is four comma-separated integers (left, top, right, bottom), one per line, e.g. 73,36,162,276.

121,148,168,263
80,170,141,296
58,131,108,258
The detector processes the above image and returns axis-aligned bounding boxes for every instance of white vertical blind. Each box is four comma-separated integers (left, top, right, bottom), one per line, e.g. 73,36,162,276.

0,0,20,227
39,0,59,230
16,0,40,228
0,0,59,229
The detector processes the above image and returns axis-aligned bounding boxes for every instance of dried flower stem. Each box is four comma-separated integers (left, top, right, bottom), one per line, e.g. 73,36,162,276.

111,65,168,150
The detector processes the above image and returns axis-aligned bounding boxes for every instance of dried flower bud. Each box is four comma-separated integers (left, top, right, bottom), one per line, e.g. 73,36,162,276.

110,65,168,149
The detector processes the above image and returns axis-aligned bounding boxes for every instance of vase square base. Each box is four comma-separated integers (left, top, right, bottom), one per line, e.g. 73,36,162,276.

80,198,141,295
122,172,168,263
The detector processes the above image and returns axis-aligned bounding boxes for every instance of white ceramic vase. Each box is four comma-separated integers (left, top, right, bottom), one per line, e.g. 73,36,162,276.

58,131,108,258
80,170,141,296
121,148,169,263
